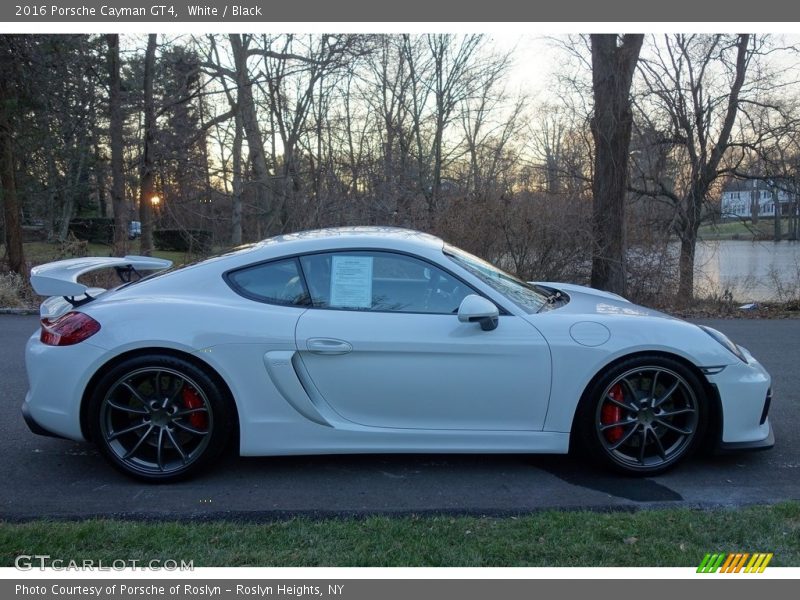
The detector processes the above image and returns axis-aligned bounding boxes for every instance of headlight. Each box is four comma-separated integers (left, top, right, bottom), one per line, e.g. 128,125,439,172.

699,326,748,363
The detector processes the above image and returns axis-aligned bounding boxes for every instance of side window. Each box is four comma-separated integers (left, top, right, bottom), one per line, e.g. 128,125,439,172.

226,258,310,306
299,251,473,314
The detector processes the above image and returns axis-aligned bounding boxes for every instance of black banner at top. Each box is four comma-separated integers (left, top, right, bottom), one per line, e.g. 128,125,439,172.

2,0,800,23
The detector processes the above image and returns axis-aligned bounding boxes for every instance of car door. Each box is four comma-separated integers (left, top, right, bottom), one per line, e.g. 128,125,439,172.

294,250,552,431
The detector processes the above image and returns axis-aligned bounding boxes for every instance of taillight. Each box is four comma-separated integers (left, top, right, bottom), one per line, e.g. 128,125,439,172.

40,312,101,346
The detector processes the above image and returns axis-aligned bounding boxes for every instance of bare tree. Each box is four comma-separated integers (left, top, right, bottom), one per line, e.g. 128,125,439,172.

229,34,273,234
0,38,26,275
230,110,245,245
106,34,128,256
459,49,521,199
757,124,800,241
366,36,411,218
258,35,364,226
201,34,243,243
632,34,754,300
138,34,157,255
426,35,484,217
15,32,793,310
526,103,595,197
400,34,432,221
589,33,644,296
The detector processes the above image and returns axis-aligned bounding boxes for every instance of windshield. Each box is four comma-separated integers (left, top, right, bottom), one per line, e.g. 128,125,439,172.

444,245,548,314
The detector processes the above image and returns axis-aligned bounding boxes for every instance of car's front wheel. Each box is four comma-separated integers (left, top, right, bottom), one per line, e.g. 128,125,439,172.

88,354,233,482
576,356,708,475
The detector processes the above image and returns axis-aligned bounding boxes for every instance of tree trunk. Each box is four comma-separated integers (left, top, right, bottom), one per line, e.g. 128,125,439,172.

677,234,696,301
229,35,272,233
231,111,243,246
0,76,25,275
430,112,444,226
56,144,87,242
139,34,157,256
589,34,644,296
94,143,108,218
773,188,781,241
45,152,59,240
106,34,128,257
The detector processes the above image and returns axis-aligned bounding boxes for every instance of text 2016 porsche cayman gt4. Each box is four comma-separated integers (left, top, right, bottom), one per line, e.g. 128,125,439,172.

22,227,774,481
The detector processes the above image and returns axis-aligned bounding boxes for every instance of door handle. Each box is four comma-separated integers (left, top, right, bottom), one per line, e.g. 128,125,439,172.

307,338,353,355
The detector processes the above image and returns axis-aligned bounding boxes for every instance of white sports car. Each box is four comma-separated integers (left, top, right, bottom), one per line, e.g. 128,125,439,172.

22,227,773,481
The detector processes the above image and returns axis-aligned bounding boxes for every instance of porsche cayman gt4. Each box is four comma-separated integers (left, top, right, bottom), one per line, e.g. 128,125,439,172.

22,227,774,481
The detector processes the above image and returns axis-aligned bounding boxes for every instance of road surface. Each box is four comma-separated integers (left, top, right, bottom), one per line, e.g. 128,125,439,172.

1,315,797,520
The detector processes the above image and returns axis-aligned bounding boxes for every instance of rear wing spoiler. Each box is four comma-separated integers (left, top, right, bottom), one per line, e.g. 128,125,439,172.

30,255,173,301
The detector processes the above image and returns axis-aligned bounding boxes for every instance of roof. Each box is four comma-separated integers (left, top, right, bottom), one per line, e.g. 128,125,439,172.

264,226,442,246
215,226,446,266
723,179,775,193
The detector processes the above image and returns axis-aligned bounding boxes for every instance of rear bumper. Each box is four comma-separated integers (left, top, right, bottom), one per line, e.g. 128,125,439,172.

21,401,68,440
24,332,107,442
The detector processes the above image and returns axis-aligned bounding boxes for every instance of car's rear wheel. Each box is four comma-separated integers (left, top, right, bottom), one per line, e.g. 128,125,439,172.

88,354,232,482
576,356,708,475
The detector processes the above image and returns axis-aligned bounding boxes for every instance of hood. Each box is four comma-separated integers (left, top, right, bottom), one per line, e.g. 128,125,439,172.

533,281,671,319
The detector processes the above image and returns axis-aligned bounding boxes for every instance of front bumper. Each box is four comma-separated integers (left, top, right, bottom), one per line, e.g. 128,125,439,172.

705,346,774,449
717,420,775,452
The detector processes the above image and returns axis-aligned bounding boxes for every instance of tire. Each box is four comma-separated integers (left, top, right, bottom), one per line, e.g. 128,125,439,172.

575,355,708,476
87,354,233,482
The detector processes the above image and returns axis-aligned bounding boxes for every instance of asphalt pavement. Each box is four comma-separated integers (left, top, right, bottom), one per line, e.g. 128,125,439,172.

0,314,797,520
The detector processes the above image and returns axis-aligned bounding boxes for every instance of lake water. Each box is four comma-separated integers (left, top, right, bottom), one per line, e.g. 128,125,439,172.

694,240,800,302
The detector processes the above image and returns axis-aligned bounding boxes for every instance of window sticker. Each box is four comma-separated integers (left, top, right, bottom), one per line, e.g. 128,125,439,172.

330,255,373,308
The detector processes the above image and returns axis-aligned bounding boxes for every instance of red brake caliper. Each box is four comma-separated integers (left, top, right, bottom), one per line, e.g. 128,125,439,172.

601,384,624,443
181,386,208,430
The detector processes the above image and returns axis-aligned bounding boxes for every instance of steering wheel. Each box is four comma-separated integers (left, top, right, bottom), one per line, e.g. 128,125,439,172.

425,277,464,313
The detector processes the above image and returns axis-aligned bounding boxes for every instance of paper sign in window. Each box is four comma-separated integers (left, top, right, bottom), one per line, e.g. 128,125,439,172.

330,255,373,308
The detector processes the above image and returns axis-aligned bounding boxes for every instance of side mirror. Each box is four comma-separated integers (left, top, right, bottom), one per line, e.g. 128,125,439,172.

457,294,499,331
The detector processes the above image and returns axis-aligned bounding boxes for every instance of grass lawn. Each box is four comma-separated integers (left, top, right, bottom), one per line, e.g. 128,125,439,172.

8,241,201,268
698,218,792,240
2,502,798,567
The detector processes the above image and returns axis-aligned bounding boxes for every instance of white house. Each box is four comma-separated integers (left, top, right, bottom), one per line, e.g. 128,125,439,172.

720,179,795,219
